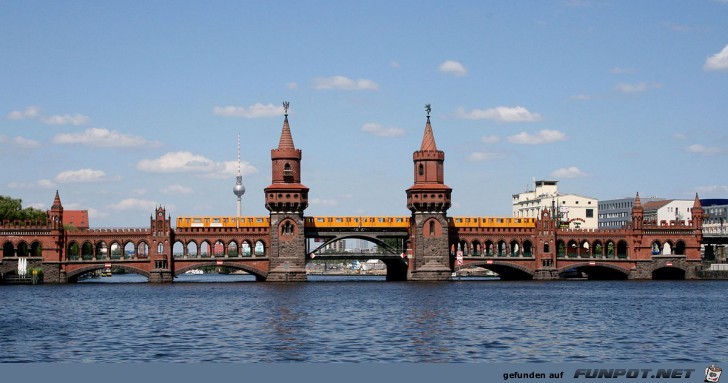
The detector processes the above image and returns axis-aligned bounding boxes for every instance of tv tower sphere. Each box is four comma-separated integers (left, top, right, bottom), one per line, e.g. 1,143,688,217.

234,176,246,197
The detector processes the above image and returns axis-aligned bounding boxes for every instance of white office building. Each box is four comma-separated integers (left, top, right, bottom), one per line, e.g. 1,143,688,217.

512,180,598,229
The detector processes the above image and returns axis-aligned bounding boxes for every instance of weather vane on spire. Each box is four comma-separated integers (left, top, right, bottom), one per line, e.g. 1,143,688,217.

425,104,431,117
283,101,290,116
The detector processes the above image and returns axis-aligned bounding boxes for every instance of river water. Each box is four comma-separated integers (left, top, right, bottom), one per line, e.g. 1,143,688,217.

0,275,726,363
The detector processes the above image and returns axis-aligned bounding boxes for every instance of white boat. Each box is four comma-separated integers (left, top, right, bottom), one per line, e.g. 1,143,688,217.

184,269,204,275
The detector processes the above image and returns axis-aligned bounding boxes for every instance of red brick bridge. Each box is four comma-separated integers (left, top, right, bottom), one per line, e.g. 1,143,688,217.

0,108,707,283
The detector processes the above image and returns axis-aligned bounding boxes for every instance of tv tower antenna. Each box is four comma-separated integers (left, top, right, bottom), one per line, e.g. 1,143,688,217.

233,133,246,228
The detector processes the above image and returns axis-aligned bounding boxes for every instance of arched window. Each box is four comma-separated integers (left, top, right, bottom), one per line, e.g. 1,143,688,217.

157,243,164,253
429,220,435,236
418,164,424,176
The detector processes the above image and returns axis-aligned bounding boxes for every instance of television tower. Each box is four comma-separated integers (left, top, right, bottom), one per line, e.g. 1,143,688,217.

233,133,246,228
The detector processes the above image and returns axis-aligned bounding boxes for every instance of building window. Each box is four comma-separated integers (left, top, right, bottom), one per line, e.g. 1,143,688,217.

586,209,593,218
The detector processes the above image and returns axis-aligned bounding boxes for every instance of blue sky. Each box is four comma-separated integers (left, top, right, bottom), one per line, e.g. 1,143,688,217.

2,1,727,227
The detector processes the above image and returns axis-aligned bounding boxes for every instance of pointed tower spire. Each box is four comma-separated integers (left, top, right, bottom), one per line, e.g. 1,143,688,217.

278,101,295,150
49,190,64,226
420,104,437,151
52,190,63,210
693,193,702,209
631,192,643,230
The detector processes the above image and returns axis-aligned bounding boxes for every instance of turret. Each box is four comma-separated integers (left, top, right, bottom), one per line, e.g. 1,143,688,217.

631,192,643,230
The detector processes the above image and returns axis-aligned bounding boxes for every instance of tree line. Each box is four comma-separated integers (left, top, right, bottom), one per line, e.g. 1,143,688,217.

0,195,47,223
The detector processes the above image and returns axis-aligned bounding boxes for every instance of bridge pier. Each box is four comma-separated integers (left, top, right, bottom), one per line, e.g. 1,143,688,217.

266,263,307,282
533,268,559,280
148,269,174,283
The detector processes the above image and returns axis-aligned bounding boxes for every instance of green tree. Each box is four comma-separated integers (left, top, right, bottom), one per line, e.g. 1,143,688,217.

0,195,47,224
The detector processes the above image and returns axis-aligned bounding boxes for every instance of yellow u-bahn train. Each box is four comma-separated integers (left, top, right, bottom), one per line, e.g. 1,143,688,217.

176,216,270,228
449,216,536,228
176,215,536,229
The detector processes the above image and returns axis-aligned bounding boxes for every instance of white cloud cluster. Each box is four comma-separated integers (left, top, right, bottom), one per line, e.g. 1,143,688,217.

614,82,662,93
213,103,285,118
439,60,467,76
312,76,379,90
468,151,503,162
480,135,500,144
361,123,405,137
695,185,728,194
6,106,40,120
686,144,723,156
42,114,90,126
704,44,728,71
0,135,40,149
137,151,258,178
108,198,158,211
456,106,542,122
54,168,117,183
53,127,158,148
507,129,566,144
551,166,588,178
310,198,338,207
161,184,194,195
7,179,56,189
5,106,90,125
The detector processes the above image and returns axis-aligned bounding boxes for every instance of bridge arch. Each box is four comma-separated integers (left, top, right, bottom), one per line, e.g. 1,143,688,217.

66,265,151,283
466,260,535,280
557,262,631,280
174,262,267,281
3,241,14,257
310,235,401,255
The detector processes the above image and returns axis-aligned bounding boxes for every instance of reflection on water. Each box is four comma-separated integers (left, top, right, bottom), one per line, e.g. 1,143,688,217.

2,276,727,362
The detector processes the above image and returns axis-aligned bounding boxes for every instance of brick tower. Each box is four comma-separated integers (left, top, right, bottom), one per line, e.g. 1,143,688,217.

149,206,173,282
265,102,309,282
406,105,452,281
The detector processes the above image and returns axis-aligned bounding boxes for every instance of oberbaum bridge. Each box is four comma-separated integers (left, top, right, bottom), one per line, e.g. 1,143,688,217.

1,104,725,284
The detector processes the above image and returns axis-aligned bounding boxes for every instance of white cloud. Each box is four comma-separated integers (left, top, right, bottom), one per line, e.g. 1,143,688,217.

108,198,158,211
468,151,503,161
161,184,194,195
686,144,723,156
54,168,116,183
455,106,542,122
53,127,159,148
37,179,56,188
41,114,90,125
287,82,298,90
361,123,405,137
213,103,285,118
1,135,40,149
439,60,467,76
507,129,567,144
137,151,258,178
7,179,56,189
551,166,589,178
480,135,500,144
312,76,379,91
310,198,338,207
614,82,662,93
672,133,688,140
704,44,728,71
6,106,40,120
12,136,40,149
390,60,401,68
695,185,728,194
87,208,109,219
